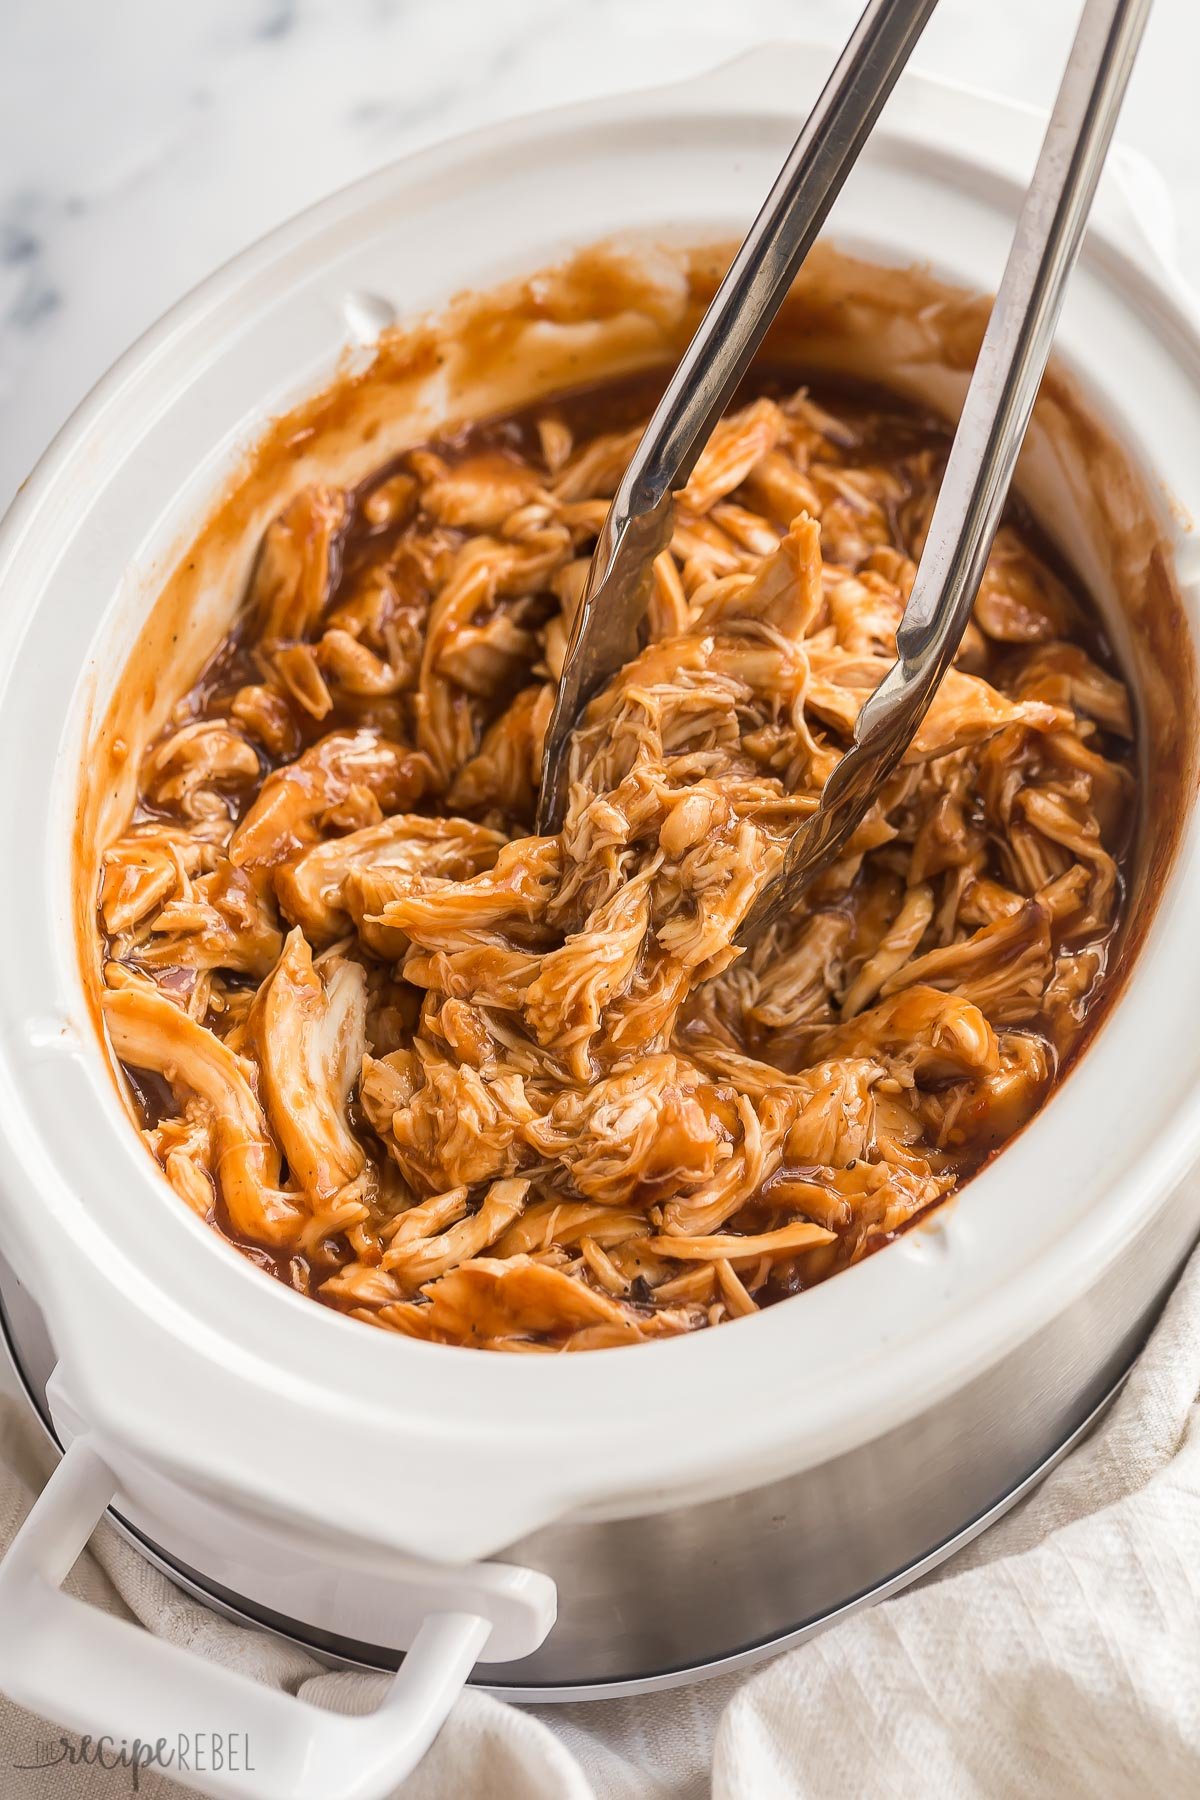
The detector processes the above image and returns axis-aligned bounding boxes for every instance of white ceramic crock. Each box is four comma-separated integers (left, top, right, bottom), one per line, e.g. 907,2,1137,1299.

0,43,1199,1800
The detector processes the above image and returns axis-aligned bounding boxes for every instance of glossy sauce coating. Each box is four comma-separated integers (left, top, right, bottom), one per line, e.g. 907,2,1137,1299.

97,370,1136,1350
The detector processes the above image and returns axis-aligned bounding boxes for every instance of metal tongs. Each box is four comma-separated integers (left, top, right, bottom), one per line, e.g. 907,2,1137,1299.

536,0,1152,944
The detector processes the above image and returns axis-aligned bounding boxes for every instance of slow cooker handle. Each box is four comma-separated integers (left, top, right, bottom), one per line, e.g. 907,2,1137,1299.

0,1438,553,1800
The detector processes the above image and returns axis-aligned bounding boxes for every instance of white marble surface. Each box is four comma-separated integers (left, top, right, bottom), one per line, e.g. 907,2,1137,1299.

1,0,1199,515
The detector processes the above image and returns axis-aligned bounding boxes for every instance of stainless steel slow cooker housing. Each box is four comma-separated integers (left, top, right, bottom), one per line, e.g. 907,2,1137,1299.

0,45,1198,1800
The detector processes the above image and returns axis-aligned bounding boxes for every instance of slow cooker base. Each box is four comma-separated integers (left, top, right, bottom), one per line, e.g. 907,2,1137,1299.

124,1372,1128,1702
0,1258,1128,1701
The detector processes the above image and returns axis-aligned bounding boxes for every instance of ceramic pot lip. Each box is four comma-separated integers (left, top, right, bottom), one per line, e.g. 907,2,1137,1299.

0,45,1197,1565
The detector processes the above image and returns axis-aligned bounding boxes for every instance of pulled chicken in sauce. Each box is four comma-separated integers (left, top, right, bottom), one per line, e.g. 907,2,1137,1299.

98,375,1135,1350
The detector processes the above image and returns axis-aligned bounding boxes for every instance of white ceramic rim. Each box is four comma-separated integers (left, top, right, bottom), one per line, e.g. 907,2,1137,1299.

0,44,1198,1564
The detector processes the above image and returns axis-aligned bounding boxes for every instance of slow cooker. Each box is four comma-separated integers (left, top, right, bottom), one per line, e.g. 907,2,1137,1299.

0,43,1198,1800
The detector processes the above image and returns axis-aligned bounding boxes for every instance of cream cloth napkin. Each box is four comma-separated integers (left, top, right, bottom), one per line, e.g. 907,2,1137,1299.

3,1241,1199,1800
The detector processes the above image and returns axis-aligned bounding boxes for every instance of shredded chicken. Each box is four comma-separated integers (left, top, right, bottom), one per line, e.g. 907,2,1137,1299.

98,374,1135,1349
